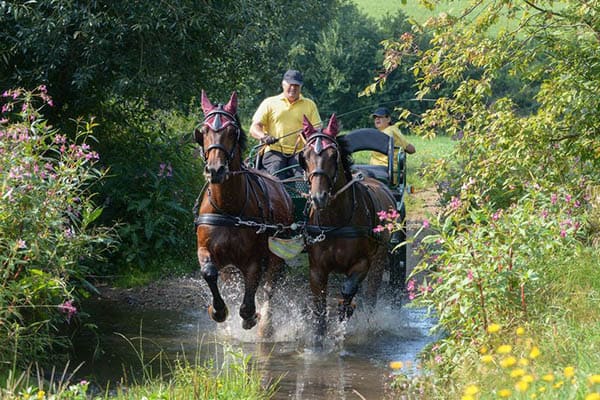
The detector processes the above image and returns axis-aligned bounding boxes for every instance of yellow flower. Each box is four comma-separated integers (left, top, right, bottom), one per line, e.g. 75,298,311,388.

518,358,530,367
497,345,512,354
515,380,529,392
516,326,525,336
553,380,564,389
481,355,494,364
585,393,600,400
542,373,555,382
498,389,512,398
389,361,404,370
522,374,535,383
564,366,575,378
529,346,540,359
500,356,517,368
589,375,600,385
539,387,546,392
530,394,537,399
480,345,488,354
461,396,475,400
510,368,526,378
37,391,45,400
487,323,501,334
464,385,479,395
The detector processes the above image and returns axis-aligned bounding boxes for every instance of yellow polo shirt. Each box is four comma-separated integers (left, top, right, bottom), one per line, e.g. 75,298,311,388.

252,93,321,155
370,124,410,181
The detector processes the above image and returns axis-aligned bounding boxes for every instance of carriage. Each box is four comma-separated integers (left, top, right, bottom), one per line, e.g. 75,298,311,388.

194,91,409,339
248,126,409,296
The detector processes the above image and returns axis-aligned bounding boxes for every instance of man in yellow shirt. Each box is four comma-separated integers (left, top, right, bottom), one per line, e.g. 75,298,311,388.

370,107,416,183
250,70,321,178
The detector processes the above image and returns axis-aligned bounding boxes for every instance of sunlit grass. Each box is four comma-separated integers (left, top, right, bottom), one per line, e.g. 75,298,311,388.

1,340,278,400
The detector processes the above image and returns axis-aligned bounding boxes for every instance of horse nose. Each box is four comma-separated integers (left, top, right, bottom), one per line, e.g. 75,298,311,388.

204,164,228,183
311,191,329,209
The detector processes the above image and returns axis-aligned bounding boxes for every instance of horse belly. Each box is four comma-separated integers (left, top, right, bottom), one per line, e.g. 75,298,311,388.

198,227,267,267
311,238,376,274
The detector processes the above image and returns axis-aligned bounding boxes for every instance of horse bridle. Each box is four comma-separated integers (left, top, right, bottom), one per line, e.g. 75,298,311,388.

200,105,241,164
302,132,340,194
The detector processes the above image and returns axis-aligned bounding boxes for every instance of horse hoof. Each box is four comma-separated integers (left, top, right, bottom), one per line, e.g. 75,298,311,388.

242,313,259,330
337,302,356,321
208,305,229,322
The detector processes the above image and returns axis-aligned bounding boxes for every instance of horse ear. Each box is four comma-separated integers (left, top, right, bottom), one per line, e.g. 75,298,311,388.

223,91,237,114
323,114,339,137
302,115,316,139
201,90,214,115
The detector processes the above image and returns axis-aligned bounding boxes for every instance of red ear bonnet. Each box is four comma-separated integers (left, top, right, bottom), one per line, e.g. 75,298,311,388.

223,91,237,115
323,114,339,138
302,115,317,139
201,90,214,115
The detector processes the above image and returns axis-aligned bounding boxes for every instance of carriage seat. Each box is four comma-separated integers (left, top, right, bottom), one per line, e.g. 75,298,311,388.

342,128,395,186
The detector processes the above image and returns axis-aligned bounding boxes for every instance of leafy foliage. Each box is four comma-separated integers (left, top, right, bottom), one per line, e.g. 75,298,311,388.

0,87,116,368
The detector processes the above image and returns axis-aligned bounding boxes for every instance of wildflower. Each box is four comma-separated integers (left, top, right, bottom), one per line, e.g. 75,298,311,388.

58,299,77,322
37,390,45,399
515,380,529,392
516,327,525,336
498,389,512,398
553,380,564,389
497,345,512,354
585,393,600,400
542,373,555,382
564,366,575,378
529,346,541,359
510,368,526,378
521,374,534,383
518,358,530,367
487,323,501,334
422,219,430,229
389,361,403,370
589,375,600,385
461,396,474,400
500,356,517,368
467,270,473,281
373,225,385,233
464,385,479,395
481,355,493,364
377,210,387,220
480,345,488,354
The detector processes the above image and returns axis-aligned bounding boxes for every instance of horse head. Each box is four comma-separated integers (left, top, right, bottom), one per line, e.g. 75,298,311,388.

195,90,242,183
299,114,340,209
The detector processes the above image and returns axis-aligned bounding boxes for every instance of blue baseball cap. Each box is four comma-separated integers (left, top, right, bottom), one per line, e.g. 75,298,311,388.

282,69,304,85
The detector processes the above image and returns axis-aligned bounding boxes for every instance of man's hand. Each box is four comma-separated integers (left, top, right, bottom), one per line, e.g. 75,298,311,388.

261,135,278,145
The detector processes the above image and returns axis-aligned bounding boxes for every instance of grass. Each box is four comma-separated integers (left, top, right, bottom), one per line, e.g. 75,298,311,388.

1,342,277,400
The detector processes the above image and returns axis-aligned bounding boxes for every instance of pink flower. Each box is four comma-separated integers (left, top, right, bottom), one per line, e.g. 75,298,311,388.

467,270,473,281
551,193,558,205
373,225,385,233
422,219,430,229
377,210,387,221
58,300,77,322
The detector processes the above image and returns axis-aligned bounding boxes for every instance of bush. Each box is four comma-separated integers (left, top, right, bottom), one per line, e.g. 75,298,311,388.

0,86,116,368
92,98,203,273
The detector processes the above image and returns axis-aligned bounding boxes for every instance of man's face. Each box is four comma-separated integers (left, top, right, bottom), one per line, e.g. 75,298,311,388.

374,115,390,130
282,81,301,103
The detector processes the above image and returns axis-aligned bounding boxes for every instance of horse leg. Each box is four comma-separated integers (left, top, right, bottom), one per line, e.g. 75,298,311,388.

198,250,228,322
309,267,329,341
364,247,387,307
257,256,284,338
240,262,260,330
338,271,362,321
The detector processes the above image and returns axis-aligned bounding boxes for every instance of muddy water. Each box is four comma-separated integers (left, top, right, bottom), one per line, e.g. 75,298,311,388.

72,275,437,400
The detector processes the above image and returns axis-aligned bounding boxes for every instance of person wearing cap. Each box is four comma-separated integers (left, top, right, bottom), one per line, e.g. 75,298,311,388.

370,106,415,183
250,69,321,178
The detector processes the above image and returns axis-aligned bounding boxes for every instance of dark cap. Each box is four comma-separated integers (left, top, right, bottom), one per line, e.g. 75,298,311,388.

371,107,391,117
282,69,304,85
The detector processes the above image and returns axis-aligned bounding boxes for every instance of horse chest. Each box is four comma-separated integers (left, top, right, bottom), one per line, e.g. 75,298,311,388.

199,226,266,264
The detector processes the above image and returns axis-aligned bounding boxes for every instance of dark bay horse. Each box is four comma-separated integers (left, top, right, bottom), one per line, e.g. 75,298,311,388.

194,90,294,337
298,114,396,340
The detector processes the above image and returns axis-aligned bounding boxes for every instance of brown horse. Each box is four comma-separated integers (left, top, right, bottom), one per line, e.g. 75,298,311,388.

298,114,396,340
193,90,294,337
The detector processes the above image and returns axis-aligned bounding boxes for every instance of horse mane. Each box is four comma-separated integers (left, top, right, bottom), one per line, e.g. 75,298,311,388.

336,135,355,182
234,113,247,154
